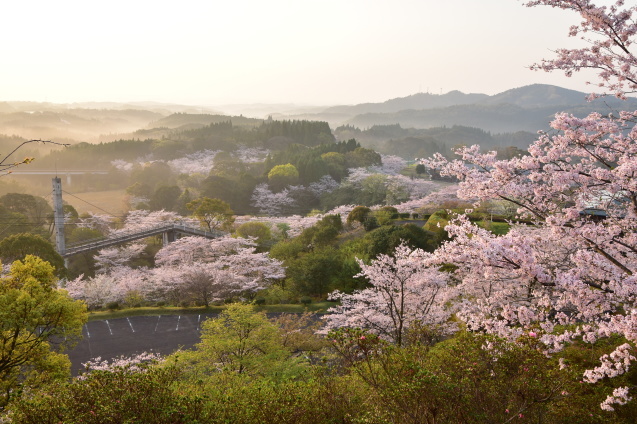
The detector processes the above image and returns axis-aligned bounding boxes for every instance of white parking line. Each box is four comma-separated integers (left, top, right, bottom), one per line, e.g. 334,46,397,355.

126,317,135,333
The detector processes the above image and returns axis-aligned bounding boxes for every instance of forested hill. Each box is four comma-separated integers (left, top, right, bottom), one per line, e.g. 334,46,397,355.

26,118,336,170
322,90,490,115
334,124,536,159
274,84,637,133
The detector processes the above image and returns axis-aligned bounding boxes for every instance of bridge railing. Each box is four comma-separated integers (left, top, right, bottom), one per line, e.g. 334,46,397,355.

62,223,225,257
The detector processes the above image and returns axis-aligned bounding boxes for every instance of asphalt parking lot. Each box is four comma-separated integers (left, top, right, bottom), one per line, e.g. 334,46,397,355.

67,314,217,374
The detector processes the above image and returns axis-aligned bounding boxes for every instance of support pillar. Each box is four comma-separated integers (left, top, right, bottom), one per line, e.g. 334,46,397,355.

52,177,66,255
162,230,176,245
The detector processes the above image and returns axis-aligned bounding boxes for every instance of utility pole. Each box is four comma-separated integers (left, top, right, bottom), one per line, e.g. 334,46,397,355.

52,177,66,255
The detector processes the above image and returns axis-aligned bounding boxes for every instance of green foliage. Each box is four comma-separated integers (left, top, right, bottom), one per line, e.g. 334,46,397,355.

149,185,182,212
329,330,566,423
259,284,294,305
344,147,382,168
0,256,87,407
186,197,234,232
0,194,51,239
258,119,334,148
179,304,300,378
200,172,259,215
9,363,203,424
126,181,153,198
10,320,637,423
358,224,439,261
0,233,66,277
267,163,299,191
476,219,511,235
130,161,177,193
423,210,451,242
285,248,345,298
0,205,33,240
321,151,348,181
170,372,370,424
269,238,305,262
235,222,272,250
346,205,372,226
0,193,53,228
264,139,361,186
360,174,388,205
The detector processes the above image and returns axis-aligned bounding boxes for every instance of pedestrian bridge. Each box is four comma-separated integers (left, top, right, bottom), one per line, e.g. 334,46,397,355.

61,223,225,258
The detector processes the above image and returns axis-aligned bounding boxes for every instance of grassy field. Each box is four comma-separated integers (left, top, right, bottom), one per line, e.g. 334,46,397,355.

87,302,338,321
63,189,128,216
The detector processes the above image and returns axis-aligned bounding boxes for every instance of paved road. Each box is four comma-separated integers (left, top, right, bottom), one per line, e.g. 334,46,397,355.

67,314,217,375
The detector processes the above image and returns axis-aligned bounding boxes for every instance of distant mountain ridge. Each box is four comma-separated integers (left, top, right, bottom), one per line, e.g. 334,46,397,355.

325,84,635,115
318,84,637,133
323,90,490,115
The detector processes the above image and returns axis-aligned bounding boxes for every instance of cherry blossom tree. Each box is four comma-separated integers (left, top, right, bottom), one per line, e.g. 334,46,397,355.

370,155,408,175
167,149,219,175
235,146,271,163
115,210,198,235
323,244,455,347
110,159,134,173
526,0,637,100
76,212,114,235
65,274,121,309
94,243,146,273
153,236,285,306
392,183,461,214
420,0,637,409
308,175,339,197
251,183,297,216
65,266,153,309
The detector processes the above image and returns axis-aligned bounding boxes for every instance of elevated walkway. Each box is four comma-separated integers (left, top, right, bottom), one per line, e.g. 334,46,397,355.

61,223,225,258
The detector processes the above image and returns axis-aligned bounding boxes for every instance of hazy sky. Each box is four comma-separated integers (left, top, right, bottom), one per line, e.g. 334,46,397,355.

0,0,598,106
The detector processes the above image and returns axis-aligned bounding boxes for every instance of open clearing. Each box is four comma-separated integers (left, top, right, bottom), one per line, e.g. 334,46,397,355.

63,189,128,216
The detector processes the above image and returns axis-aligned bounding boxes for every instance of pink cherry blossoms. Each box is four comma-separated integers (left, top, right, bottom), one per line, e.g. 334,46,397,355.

526,0,637,100
322,243,455,346
418,0,637,410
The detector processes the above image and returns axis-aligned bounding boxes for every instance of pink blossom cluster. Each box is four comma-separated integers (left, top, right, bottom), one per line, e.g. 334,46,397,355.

76,212,115,235
416,0,637,409
110,159,134,173
67,235,285,307
583,343,636,383
251,183,297,216
151,236,285,304
600,386,633,411
370,155,408,175
114,210,199,235
166,149,219,175
234,146,271,163
323,244,456,346
79,352,163,378
525,0,637,100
